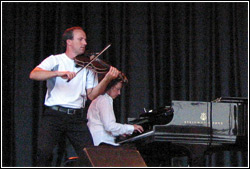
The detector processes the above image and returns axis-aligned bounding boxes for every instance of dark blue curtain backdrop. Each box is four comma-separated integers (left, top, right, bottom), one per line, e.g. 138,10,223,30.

2,2,248,167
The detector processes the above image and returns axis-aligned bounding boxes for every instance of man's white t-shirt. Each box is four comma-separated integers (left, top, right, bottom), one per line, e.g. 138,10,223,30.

37,53,98,109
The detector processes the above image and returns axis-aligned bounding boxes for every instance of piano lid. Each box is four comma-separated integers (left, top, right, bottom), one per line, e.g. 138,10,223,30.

170,101,237,136
118,100,244,145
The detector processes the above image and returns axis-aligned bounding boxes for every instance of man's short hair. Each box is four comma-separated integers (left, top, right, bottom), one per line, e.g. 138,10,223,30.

62,26,83,47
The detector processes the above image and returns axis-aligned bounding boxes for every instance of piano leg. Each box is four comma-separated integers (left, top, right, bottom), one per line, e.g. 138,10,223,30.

175,144,208,167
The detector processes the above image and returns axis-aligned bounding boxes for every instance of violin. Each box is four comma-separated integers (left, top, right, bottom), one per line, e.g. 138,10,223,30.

67,44,128,83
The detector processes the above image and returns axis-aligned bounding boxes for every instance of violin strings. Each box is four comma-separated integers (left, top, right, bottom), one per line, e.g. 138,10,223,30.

75,59,109,72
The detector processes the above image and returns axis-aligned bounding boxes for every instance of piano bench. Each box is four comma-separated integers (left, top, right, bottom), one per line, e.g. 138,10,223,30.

65,145,147,167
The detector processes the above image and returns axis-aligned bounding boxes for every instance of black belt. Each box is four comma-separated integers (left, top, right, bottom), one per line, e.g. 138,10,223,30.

47,105,82,115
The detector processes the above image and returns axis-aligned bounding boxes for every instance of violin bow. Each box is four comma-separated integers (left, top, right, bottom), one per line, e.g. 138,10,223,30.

67,44,111,82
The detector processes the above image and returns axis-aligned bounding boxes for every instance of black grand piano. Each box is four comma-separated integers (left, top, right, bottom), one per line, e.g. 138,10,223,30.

116,97,248,167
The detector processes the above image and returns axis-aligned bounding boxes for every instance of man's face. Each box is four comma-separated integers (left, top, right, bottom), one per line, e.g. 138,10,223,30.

109,82,123,99
69,29,87,56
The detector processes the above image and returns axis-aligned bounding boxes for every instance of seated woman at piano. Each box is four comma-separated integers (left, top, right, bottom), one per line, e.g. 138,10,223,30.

87,75,144,146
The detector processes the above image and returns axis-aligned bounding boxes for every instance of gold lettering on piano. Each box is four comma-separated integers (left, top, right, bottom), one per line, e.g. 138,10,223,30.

184,121,224,125
183,112,223,125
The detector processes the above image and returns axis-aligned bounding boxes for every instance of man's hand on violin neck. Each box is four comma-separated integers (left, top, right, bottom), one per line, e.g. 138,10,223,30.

57,71,76,80
105,66,120,80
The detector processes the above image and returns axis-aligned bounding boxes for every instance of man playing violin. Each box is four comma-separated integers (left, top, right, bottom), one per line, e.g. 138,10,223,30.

29,26,120,166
